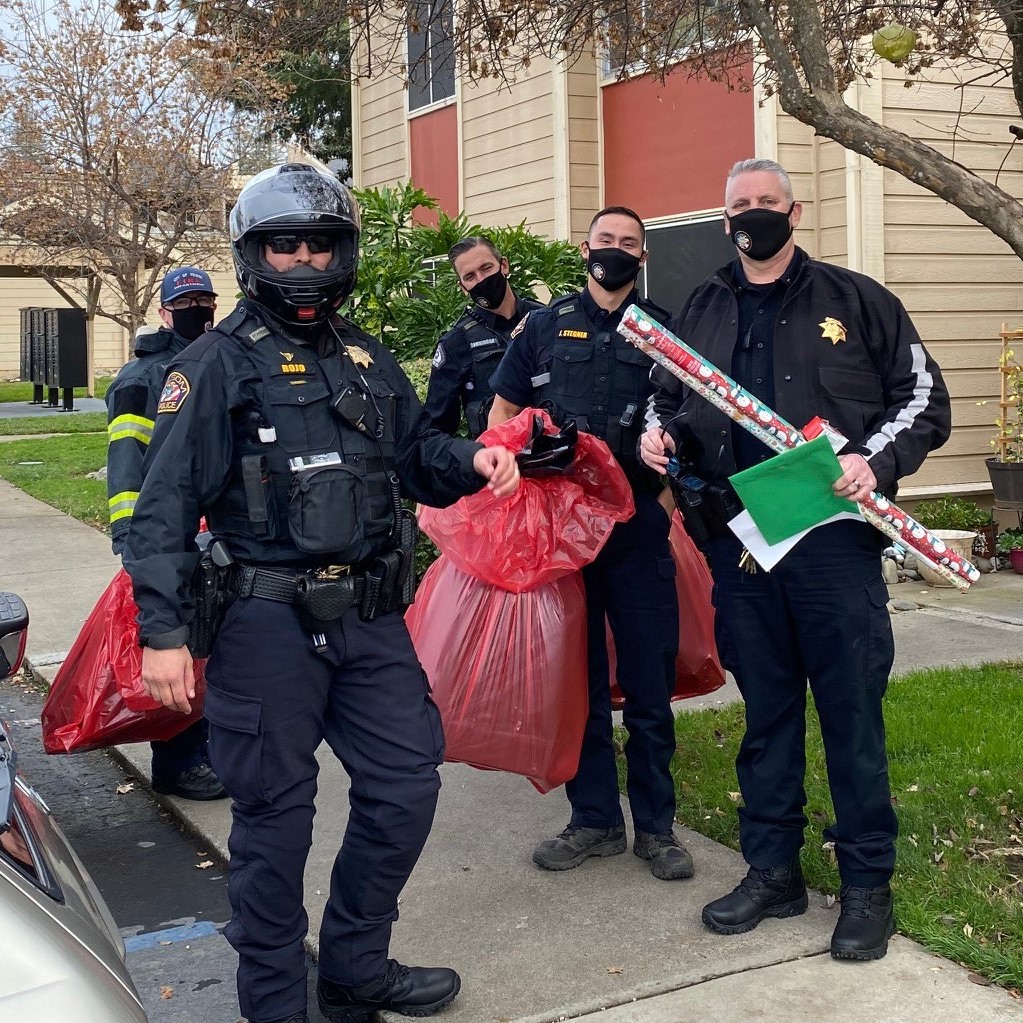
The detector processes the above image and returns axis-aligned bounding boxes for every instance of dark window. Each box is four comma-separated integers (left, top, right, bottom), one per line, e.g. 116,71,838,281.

408,0,455,112
639,216,736,313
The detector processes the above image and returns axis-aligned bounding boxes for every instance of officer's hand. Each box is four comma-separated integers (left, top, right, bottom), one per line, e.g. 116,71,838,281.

474,445,520,498
833,453,876,504
141,646,195,714
640,426,675,475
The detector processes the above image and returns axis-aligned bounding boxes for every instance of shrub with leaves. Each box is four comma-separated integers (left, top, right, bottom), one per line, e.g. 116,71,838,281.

347,183,586,361
912,496,993,532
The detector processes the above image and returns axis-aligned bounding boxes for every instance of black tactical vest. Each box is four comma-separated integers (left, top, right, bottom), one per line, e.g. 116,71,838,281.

207,310,398,566
456,311,508,439
534,296,667,469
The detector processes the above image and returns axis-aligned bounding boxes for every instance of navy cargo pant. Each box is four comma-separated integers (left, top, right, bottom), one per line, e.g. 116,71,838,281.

708,519,897,886
567,490,679,835
204,596,444,1023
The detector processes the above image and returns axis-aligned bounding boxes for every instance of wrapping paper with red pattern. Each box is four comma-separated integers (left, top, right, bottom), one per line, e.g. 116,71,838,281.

619,306,978,590
418,408,634,593
406,558,587,793
41,569,206,753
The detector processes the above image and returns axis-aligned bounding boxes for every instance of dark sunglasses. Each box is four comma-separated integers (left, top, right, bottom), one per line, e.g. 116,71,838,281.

265,234,334,255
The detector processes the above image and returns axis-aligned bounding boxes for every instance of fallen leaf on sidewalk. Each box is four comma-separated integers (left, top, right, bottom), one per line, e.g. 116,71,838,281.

160,986,174,999
968,973,992,986
196,860,214,870
607,966,624,974
116,783,134,794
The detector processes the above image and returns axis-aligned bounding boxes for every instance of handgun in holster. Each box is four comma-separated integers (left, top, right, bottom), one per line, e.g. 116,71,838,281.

188,538,235,658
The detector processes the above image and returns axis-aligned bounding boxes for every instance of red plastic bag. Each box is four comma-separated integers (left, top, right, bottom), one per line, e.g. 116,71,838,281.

609,512,725,708
406,557,588,793
419,408,634,592
41,569,206,753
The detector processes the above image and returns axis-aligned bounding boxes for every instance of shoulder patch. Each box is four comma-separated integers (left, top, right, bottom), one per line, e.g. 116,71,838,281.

432,343,446,369
157,370,190,414
510,311,531,339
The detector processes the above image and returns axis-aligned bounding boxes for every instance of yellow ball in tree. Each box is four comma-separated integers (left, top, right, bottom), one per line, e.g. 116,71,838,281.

872,23,918,62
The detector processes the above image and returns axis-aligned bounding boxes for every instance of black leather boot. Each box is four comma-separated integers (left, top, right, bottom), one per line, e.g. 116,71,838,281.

831,884,894,960
318,961,460,1022
701,859,808,934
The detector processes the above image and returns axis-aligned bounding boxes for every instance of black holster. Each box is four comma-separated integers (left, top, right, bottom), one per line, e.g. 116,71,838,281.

363,509,419,620
188,551,231,658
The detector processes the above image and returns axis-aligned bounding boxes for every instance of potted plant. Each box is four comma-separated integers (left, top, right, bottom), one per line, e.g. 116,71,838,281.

913,496,997,559
985,339,1023,503
997,528,1023,575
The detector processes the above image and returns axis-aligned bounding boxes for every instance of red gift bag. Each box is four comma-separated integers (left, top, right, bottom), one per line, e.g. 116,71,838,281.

609,511,724,707
41,569,206,754
419,408,634,593
406,558,588,793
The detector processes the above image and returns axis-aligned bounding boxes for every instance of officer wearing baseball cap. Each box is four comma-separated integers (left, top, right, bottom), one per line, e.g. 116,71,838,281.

105,265,225,800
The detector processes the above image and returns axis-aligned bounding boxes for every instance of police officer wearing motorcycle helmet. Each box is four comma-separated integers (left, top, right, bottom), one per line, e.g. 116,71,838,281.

122,163,519,1023
489,206,692,882
423,236,544,438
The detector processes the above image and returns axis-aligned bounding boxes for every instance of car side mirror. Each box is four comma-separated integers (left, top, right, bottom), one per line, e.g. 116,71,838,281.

0,594,29,680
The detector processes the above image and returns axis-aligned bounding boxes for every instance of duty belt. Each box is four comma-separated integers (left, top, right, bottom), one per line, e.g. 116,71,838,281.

231,565,365,606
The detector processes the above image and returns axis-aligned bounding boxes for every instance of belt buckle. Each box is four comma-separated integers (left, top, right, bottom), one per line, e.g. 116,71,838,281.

315,563,351,580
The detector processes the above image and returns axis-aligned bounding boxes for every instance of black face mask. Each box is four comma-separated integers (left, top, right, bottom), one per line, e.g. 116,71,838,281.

727,204,795,261
468,270,508,310
171,306,213,341
586,247,642,292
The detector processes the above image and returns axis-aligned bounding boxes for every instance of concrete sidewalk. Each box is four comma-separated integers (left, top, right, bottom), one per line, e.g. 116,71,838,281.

4,477,1021,1022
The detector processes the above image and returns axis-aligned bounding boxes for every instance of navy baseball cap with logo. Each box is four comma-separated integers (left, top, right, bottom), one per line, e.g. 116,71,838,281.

161,267,217,305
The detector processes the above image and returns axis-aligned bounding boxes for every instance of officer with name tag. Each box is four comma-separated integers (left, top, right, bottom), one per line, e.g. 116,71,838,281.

424,235,544,437
122,163,520,1023
489,206,692,882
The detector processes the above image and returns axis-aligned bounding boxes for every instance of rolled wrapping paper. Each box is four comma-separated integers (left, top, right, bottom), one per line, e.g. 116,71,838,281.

618,304,978,591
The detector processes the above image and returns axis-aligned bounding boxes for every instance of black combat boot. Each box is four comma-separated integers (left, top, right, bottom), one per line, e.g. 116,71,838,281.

318,961,460,1022
633,829,695,880
831,884,895,960
532,823,627,870
701,859,808,934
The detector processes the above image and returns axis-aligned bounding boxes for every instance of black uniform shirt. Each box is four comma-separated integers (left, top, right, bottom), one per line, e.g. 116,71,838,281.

123,301,486,647
424,295,543,435
490,287,639,408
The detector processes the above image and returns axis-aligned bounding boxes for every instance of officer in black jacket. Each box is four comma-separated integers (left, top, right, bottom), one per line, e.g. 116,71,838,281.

105,266,227,801
490,205,692,883
122,163,519,1023
423,236,544,437
641,158,951,962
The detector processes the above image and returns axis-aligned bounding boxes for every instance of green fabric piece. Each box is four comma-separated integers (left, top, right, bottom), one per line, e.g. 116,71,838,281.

729,434,858,545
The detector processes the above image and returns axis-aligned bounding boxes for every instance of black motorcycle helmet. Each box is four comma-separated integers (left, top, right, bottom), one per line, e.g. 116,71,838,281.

230,163,360,326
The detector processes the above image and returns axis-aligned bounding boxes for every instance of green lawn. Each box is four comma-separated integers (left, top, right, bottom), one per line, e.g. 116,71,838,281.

626,662,1023,990
0,434,109,531
0,376,112,403
0,413,107,436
